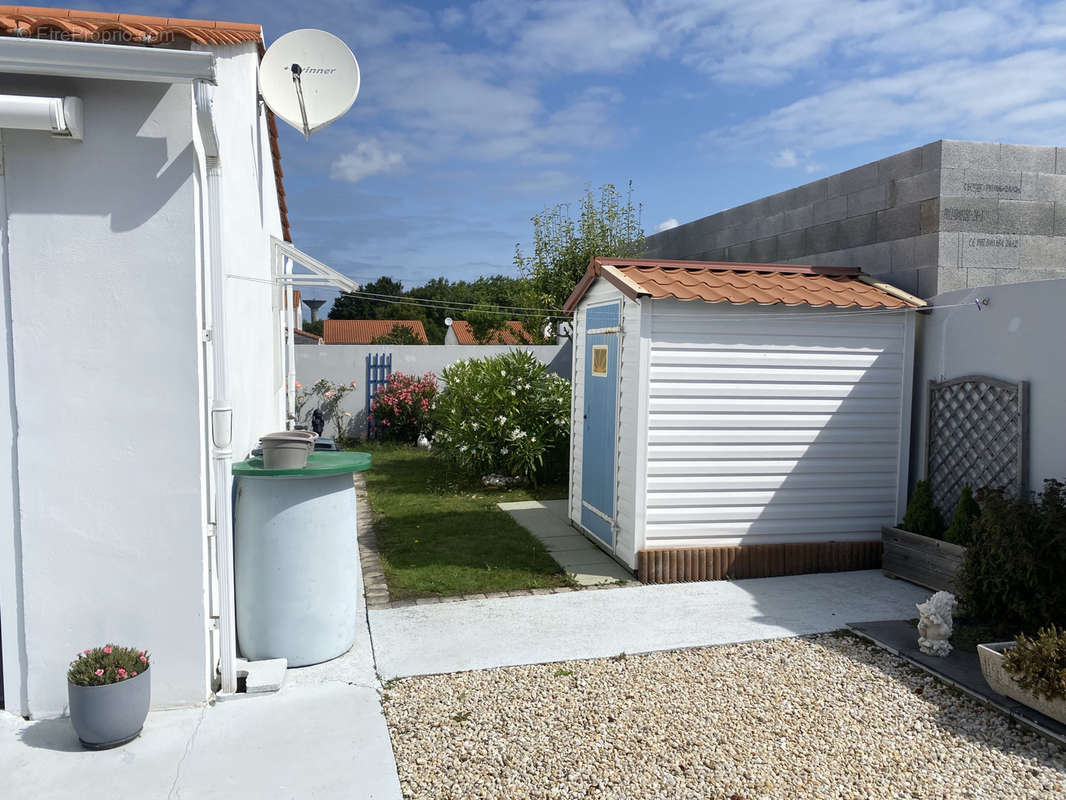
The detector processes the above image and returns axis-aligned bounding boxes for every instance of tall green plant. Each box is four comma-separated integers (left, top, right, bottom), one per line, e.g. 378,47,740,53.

514,182,645,310
958,480,1066,632
901,479,945,539
944,484,981,546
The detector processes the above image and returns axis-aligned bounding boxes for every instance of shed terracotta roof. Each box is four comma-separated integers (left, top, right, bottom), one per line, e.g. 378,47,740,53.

563,257,926,312
0,5,290,241
322,320,429,345
448,320,536,345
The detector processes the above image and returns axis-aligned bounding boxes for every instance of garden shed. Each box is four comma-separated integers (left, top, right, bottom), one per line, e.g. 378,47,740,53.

563,257,926,583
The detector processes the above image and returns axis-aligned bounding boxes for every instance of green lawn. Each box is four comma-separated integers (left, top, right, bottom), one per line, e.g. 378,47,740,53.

360,444,573,600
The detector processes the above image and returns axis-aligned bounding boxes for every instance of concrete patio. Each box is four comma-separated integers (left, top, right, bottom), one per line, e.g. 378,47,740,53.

2,568,927,797
370,569,928,680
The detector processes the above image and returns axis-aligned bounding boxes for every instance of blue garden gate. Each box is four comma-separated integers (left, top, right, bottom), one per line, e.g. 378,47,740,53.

580,302,620,548
365,352,392,438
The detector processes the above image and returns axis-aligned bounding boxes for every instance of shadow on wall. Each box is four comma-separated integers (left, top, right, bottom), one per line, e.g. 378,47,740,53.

1,80,194,234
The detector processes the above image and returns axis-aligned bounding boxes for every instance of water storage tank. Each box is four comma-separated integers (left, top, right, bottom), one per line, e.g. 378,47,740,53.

232,451,371,666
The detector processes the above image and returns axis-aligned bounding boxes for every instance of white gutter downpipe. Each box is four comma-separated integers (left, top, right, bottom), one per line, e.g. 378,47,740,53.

194,79,238,696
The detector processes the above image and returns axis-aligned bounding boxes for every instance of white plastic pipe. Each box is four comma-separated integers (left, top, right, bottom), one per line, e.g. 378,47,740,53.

194,79,238,696
0,94,82,139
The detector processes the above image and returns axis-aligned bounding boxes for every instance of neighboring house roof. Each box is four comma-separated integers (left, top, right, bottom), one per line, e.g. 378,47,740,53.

0,5,291,242
563,257,926,312
322,320,429,344
448,320,535,345
291,328,322,344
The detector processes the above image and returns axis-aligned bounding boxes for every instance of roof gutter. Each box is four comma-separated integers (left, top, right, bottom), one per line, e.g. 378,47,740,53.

0,37,214,83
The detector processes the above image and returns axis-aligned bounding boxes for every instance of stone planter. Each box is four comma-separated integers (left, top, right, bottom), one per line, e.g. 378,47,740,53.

978,642,1066,725
881,526,965,592
67,667,151,749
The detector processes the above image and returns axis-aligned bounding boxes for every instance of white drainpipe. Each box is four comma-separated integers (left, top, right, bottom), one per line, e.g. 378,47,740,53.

194,78,238,696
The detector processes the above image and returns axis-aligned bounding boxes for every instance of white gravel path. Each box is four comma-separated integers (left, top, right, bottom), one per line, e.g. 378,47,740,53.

382,633,1066,799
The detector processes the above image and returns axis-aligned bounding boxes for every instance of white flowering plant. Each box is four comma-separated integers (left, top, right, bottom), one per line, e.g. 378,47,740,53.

433,350,570,485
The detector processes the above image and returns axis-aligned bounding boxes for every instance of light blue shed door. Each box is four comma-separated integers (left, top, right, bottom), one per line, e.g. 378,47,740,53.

580,302,620,547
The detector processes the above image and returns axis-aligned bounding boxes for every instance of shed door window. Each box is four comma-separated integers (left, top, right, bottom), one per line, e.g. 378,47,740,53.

591,345,608,376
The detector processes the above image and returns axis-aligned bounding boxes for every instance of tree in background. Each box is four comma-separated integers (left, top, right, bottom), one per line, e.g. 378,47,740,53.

329,276,404,320
514,182,645,310
370,323,427,345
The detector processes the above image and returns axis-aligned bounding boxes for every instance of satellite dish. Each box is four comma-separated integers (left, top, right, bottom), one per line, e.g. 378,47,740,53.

444,317,453,327
543,322,554,339
259,29,360,140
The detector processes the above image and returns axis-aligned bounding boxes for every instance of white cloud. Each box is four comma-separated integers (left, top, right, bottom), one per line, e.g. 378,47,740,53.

773,149,799,168
656,218,679,232
439,7,465,30
716,49,1066,153
330,140,405,183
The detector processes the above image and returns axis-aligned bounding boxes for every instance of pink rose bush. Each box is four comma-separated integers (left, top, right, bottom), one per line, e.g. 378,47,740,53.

369,372,438,443
68,644,151,687
433,350,570,486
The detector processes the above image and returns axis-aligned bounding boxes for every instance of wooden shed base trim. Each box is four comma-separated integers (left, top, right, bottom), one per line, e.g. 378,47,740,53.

637,541,882,584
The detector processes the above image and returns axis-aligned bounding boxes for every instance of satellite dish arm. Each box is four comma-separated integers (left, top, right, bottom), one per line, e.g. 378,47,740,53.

290,63,310,140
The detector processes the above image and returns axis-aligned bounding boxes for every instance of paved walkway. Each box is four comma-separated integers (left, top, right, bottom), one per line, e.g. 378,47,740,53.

498,499,636,586
1,589,403,800
370,569,928,679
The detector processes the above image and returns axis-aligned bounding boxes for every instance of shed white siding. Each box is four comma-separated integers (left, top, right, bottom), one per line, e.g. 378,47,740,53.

569,281,642,567
643,300,910,549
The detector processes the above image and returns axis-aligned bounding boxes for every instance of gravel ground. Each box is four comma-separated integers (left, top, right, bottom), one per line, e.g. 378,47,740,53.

382,633,1066,799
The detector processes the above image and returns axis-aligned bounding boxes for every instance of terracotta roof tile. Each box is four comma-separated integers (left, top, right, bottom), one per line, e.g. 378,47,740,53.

322,320,429,345
563,257,925,312
448,320,536,345
0,5,291,242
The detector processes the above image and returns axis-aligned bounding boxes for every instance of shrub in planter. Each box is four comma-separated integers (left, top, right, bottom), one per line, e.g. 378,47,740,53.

1003,625,1066,701
67,644,151,749
958,479,1066,633
433,350,570,485
944,484,981,546
900,479,945,539
369,372,438,443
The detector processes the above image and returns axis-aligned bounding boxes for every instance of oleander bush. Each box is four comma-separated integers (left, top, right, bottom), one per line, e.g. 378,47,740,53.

369,372,438,443
957,479,1066,633
1003,625,1066,700
433,350,570,485
68,644,150,687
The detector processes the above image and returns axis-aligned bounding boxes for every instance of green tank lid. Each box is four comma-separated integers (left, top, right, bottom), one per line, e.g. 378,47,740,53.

232,450,372,477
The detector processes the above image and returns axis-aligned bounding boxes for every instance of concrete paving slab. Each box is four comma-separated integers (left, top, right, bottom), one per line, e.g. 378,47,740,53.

369,570,929,680
1,681,401,800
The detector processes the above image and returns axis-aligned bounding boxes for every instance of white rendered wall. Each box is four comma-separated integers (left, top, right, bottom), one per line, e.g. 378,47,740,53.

643,301,910,550
913,278,1066,490
0,75,206,716
568,281,642,568
194,42,285,462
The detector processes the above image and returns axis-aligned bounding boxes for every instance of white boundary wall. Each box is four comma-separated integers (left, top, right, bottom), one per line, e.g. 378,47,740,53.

913,278,1066,490
295,343,571,437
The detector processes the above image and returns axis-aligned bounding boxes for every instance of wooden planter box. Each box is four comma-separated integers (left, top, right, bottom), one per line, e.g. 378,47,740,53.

881,526,965,592
978,642,1066,725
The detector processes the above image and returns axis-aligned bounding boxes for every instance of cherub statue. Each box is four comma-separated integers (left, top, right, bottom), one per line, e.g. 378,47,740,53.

916,591,957,657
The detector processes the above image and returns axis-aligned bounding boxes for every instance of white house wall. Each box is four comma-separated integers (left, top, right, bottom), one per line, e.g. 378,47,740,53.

569,280,641,569
199,42,286,460
0,75,207,716
643,301,909,550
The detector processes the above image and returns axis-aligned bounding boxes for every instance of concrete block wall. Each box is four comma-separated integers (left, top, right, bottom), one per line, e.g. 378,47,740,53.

646,140,1066,297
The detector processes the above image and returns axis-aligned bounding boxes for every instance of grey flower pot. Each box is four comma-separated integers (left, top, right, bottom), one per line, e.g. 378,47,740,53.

67,667,151,749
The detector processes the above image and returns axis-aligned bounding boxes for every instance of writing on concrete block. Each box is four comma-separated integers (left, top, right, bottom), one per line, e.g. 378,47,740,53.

968,236,1020,248
963,181,1021,195
944,207,993,223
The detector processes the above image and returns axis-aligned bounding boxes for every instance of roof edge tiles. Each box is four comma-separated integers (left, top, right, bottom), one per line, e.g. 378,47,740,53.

0,4,291,242
322,319,430,345
563,256,927,312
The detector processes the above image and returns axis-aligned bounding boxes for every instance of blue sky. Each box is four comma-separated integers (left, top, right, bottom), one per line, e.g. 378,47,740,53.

98,1,1066,298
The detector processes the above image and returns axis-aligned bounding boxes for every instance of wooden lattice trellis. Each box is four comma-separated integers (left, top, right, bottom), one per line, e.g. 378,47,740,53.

926,375,1028,519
